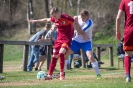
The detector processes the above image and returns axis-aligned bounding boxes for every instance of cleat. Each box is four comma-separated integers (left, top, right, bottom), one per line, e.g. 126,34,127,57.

97,74,102,79
45,76,52,80
0,76,5,80
126,77,131,83
60,72,65,80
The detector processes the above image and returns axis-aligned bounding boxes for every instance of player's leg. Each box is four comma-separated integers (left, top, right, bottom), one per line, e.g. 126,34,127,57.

124,51,132,82
59,43,69,80
46,42,60,80
64,40,81,72
82,41,101,79
64,48,74,71
46,54,59,80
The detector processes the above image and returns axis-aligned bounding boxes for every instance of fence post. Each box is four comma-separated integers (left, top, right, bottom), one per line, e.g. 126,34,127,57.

46,45,52,70
109,47,114,66
0,44,4,73
80,49,86,68
23,45,29,71
96,47,101,67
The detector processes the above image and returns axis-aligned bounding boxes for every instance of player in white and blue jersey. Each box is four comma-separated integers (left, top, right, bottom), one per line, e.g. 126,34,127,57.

65,9,101,79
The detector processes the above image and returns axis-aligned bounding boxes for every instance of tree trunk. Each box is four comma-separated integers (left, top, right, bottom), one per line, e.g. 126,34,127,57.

44,0,49,18
64,0,67,13
49,0,53,10
27,0,36,35
69,0,73,7
77,0,81,15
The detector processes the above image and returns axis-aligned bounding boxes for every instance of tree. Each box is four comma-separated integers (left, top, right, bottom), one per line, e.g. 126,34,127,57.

44,0,49,18
27,0,36,35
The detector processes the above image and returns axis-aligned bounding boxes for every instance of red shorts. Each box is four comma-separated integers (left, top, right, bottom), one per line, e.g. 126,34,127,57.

53,40,71,54
124,29,133,51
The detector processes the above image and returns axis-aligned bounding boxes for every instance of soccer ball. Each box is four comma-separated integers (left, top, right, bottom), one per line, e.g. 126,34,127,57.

37,71,47,80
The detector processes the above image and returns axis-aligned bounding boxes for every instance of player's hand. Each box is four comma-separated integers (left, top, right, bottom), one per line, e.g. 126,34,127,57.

83,33,89,40
38,39,42,42
116,32,121,41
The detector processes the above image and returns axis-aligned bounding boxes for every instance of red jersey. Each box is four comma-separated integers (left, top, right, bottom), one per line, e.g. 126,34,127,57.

50,14,74,44
119,0,133,47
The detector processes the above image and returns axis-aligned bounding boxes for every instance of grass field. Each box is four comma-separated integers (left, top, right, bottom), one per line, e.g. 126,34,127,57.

0,58,133,88
0,29,133,88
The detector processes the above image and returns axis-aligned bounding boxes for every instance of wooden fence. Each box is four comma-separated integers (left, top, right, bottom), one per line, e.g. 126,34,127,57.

0,40,113,73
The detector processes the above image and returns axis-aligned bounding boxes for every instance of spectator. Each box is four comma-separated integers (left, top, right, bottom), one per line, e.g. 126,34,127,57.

34,45,47,71
27,22,51,71
117,38,125,58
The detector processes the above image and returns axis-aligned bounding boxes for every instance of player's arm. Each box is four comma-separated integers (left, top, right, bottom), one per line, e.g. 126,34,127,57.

116,10,123,41
74,16,89,40
73,16,85,35
29,18,51,23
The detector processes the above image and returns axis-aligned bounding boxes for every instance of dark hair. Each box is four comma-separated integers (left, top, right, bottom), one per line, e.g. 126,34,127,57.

50,7,59,15
80,9,89,17
45,22,51,28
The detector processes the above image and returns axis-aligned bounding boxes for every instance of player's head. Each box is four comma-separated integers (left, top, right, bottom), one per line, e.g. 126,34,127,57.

50,7,61,19
80,9,89,22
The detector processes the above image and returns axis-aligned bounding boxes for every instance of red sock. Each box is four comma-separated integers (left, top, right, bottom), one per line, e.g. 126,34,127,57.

59,53,65,72
48,57,58,76
124,56,131,74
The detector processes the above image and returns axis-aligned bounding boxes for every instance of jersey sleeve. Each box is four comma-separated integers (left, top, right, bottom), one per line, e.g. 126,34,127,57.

119,0,125,11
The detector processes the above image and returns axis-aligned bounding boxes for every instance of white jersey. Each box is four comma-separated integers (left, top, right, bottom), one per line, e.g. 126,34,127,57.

73,15,93,43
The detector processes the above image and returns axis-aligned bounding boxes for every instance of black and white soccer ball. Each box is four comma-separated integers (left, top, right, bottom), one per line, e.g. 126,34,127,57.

37,71,47,80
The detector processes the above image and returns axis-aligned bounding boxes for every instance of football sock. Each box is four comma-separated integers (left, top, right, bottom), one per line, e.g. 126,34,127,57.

64,60,68,72
48,57,58,76
59,53,65,72
91,62,100,75
124,56,131,78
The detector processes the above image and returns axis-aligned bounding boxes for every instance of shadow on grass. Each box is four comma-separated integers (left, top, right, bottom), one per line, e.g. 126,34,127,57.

99,67,119,70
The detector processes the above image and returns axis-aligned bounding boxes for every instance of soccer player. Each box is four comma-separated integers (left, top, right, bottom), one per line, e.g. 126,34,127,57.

116,0,133,82
65,9,101,79
29,7,85,80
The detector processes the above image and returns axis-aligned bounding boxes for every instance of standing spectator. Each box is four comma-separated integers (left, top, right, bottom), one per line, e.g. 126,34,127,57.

27,23,51,71
116,0,133,82
65,9,101,79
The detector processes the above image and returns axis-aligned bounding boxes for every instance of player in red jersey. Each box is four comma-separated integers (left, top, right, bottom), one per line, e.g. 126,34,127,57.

116,0,133,82
29,7,86,80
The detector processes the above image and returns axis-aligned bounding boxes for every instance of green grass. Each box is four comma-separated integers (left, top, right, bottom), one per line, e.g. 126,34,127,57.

1,63,133,88
3,45,23,61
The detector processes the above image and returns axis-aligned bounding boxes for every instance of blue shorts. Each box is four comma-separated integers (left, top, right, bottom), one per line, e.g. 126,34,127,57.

70,40,92,53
